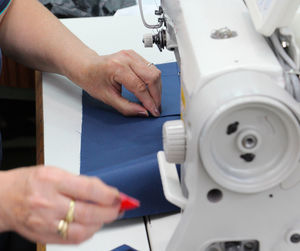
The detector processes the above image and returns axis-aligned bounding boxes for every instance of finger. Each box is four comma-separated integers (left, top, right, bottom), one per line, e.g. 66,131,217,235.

146,73,162,110
108,90,149,117
58,175,120,207
126,50,162,108
42,221,101,244
20,219,100,245
51,193,120,228
70,200,120,225
29,198,118,244
114,68,160,117
66,222,100,244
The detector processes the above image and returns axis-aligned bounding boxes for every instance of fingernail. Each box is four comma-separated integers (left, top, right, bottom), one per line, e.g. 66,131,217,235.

137,111,149,117
153,107,160,117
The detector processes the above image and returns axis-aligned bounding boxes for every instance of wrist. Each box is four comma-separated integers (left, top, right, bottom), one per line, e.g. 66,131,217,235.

64,48,100,89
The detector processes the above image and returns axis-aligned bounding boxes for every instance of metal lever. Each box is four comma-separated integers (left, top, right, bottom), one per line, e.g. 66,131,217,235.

157,151,187,209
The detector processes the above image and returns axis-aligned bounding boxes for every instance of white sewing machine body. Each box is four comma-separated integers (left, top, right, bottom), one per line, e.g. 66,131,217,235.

140,0,300,250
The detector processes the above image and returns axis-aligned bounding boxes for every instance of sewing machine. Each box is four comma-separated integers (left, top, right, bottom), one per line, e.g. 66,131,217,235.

140,0,300,250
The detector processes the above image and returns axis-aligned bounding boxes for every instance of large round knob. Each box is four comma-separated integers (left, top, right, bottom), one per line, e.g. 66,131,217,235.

199,97,300,193
162,120,186,164
143,33,154,48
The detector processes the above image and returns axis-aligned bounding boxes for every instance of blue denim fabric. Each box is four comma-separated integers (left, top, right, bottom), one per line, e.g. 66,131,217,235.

80,62,181,218
0,0,10,15
110,244,138,251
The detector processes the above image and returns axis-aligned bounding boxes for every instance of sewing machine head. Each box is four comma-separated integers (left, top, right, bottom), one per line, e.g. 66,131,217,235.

140,0,300,250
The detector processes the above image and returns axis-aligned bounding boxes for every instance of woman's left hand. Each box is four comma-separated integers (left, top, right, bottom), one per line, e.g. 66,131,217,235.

74,50,162,117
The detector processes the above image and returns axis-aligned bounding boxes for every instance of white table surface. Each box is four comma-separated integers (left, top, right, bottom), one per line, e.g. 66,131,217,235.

43,13,179,251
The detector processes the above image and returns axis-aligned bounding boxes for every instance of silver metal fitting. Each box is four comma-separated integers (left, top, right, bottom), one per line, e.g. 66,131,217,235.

211,27,238,39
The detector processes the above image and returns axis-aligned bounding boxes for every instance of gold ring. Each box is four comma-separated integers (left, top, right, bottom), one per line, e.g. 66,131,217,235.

66,200,75,223
57,219,68,239
147,62,154,67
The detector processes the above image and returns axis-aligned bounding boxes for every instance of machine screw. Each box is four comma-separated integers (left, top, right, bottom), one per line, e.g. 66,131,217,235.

158,17,165,26
290,233,300,243
155,6,163,15
242,135,257,149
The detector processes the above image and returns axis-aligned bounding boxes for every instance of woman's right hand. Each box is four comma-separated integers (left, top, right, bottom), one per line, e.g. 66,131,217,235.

0,166,121,244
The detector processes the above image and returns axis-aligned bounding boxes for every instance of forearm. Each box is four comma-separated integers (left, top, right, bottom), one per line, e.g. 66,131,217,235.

0,171,8,232
0,0,98,82
0,170,17,232
0,0,162,116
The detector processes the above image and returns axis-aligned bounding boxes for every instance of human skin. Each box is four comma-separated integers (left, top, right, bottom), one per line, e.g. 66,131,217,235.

0,0,162,244
0,166,122,244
